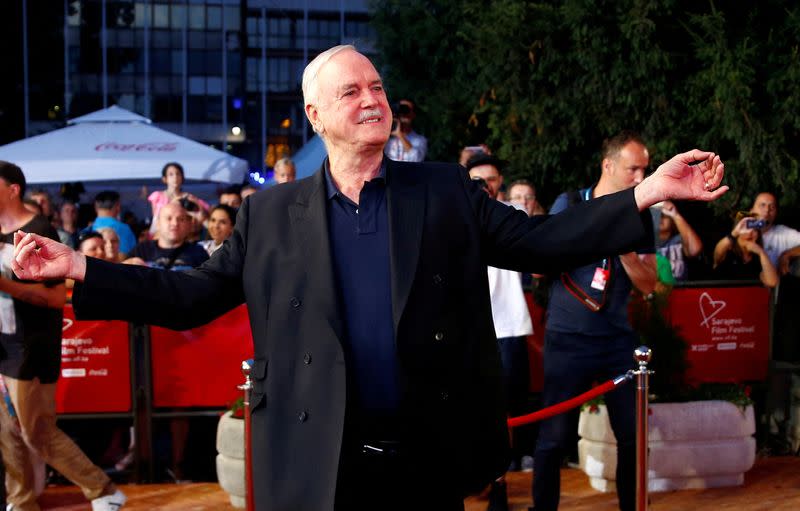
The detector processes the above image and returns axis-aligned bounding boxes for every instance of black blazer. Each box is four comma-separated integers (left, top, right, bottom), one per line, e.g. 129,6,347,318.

73,159,652,511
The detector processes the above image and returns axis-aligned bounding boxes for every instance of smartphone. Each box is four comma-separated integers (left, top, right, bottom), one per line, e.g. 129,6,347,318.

745,218,766,229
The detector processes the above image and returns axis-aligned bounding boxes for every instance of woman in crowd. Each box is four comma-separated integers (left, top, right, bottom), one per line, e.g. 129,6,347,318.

713,214,779,288
199,204,236,256
77,231,106,260
98,228,124,262
148,162,209,237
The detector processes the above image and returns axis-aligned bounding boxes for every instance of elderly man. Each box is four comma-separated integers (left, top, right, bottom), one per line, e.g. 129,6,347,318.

12,45,725,511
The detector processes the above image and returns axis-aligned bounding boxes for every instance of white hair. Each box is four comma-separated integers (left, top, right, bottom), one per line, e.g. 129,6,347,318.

302,44,356,109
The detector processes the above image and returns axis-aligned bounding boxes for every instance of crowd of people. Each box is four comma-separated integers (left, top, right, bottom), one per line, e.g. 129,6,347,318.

0,158,298,511
0,43,792,511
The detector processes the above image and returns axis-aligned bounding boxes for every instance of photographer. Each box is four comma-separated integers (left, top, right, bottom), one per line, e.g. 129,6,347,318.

384,99,427,162
712,213,779,287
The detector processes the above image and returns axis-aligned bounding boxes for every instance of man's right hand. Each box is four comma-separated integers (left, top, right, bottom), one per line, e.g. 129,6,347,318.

12,231,87,282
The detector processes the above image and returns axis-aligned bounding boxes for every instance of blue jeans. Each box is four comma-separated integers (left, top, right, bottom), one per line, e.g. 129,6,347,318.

532,330,636,511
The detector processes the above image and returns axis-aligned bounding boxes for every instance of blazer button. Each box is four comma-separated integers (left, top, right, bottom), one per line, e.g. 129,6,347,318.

433,274,443,285
434,331,444,341
298,411,308,423
303,353,312,365
290,297,301,309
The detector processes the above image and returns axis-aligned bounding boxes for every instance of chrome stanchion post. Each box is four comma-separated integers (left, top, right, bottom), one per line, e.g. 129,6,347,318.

238,359,254,511
634,346,653,511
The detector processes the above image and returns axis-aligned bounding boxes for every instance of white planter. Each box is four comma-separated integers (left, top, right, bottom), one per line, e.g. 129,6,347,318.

578,401,756,492
216,411,246,508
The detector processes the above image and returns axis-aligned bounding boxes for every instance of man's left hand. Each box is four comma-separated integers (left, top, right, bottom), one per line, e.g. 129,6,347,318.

634,149,728,211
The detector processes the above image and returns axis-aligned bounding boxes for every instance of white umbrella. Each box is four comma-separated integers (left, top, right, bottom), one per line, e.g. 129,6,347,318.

0,105,247,185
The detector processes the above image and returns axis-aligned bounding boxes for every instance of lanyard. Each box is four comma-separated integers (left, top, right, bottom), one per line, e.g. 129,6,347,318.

561,259,614,312
560,187,611,312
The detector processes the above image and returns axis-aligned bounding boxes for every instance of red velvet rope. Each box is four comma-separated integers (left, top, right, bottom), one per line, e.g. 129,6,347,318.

507,374,630,428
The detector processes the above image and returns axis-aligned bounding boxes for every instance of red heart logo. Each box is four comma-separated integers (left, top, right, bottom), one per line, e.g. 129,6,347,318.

699,292,726,328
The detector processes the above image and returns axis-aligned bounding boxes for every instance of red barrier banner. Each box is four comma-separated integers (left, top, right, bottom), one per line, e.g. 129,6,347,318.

667,286,770,383
150,305,254,408
56,305,132,414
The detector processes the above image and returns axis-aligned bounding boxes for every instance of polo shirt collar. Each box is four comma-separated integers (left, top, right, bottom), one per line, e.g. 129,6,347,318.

323,157,387,200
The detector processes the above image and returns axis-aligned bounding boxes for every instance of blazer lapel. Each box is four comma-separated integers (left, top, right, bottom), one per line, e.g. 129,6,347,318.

289,167,344,341
386,161,426,332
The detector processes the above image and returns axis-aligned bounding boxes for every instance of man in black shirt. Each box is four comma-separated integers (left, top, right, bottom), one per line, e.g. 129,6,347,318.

126,201,208,271
0,161,126,511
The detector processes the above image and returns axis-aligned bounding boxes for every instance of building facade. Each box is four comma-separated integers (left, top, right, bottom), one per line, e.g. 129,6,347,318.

12,0,375,175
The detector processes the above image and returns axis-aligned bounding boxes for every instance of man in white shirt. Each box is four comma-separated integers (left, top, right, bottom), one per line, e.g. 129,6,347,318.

751,192,800,275
384,99,428,162
467,152,533,511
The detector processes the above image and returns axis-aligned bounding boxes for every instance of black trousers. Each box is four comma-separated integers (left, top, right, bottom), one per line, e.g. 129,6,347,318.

532,330,636,511
335,433,465,511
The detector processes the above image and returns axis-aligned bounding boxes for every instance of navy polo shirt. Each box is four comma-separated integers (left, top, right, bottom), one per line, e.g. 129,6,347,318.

324,160,399,418
546,187,654,336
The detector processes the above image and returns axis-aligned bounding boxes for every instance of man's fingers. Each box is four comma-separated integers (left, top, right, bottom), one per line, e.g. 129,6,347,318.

701,185,729,201
14,241,37,269
679,149,714,164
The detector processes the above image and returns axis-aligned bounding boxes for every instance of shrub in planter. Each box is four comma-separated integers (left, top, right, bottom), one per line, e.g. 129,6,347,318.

579,291,756,492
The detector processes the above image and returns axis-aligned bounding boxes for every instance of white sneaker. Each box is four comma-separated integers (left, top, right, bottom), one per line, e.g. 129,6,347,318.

91,489,127,511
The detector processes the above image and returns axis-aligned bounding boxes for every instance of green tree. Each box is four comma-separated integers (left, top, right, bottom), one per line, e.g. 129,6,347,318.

371,0,800,212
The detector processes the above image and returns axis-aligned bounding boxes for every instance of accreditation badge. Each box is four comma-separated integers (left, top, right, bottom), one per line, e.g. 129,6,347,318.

590,267,609,291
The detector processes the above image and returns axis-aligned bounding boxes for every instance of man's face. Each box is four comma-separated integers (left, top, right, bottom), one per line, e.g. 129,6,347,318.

31,192,53,216
469,164,503,199
274,163,296,184
158,203,191,246
0,179,19,210
60,202,78,223
603,141,649,192
751,193,777,226
219,193,242,208
508,184,537,216
306,50,391,153
79,237,106,259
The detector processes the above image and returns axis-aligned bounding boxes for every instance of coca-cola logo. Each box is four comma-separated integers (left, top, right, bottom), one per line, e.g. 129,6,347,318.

95,142,178,152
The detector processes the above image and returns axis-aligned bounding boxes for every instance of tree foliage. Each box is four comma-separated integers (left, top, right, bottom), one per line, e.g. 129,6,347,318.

370,0,800,211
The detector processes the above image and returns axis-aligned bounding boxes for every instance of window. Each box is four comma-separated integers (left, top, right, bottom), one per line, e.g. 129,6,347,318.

151,49,171,74
153,4,169,29
224,6,240,31
170,4,186,30
207,6,222,30
189,5,205,30
189,76,206,95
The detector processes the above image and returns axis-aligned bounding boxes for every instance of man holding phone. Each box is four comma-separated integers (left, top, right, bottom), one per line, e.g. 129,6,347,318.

384,99,428,162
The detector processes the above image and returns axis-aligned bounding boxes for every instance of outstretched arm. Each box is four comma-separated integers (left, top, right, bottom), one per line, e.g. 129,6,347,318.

634,150,727,210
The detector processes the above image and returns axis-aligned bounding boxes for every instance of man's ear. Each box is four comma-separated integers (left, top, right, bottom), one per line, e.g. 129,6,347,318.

305,104,324,134
601,157,613,176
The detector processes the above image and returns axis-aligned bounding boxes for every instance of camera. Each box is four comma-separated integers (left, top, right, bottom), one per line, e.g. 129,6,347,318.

179,197,200,213
746,218,766,230
470,176,489,194
390,102,412,132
